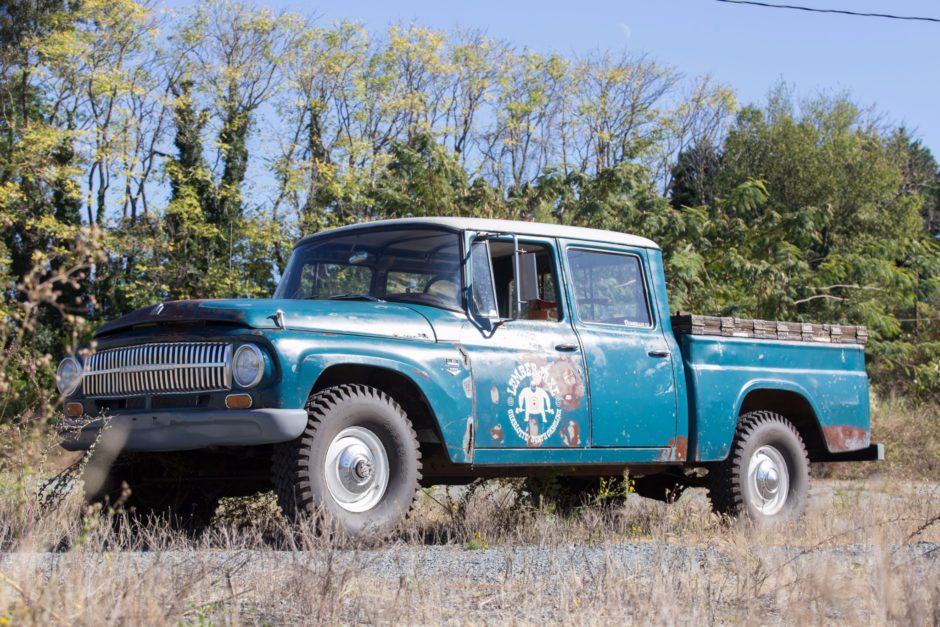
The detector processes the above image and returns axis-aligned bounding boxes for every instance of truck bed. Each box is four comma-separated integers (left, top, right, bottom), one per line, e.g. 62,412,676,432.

670,314,871,462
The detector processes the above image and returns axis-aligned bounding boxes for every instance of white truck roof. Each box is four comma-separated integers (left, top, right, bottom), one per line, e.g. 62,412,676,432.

296,217,661,250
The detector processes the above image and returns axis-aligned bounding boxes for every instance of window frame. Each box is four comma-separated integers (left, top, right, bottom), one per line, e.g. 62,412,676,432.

275,225,467,311
466,233,568,324
563,245,656,330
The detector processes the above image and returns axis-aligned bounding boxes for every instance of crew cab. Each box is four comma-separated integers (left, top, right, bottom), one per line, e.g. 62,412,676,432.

57,218,883,535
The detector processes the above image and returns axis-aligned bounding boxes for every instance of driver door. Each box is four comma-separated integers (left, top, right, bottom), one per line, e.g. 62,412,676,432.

460,234,590,449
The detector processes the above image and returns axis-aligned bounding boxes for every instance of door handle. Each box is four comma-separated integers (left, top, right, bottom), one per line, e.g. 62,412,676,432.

555,343,579,352
648,350,670,358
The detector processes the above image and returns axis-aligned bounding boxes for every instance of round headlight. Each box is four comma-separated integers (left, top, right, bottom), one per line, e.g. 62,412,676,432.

232,344,264,388
56,357,82,396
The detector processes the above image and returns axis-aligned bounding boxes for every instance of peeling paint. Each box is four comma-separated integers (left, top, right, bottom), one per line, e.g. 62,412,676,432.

462,377,473,398
463,417,474,457
489,423,504,443
822,425,869,452
672,436,688,461
455,343,471,367
490,385,499,405
560,421,580,447
658,436,688,462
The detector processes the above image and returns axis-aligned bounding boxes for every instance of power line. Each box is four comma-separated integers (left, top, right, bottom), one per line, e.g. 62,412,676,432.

713,0,940,24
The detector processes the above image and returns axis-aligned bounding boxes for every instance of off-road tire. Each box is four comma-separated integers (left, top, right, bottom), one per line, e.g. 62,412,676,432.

272,384,422,539
707,410,809,523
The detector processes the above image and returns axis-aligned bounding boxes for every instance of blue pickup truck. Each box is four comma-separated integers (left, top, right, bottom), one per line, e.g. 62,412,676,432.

57,218,882,535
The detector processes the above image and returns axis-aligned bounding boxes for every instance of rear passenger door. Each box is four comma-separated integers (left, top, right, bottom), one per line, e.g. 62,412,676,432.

561,243,677,448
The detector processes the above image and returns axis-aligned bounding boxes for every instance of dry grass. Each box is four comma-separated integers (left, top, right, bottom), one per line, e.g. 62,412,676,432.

0,395,938,625
0,474,937,625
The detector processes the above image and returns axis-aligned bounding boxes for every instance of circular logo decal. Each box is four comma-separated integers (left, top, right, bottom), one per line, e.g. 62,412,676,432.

506,362,562,445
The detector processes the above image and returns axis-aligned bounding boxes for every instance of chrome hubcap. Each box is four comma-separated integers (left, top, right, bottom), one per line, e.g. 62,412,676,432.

747,445,789,516
324,427,389,513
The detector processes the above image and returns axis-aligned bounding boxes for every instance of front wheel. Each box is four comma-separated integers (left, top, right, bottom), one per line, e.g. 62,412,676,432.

272,384,422,539
708,411,809,523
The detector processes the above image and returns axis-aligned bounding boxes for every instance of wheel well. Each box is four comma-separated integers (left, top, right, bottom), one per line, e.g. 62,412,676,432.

739,389,827,459
311,365,443,447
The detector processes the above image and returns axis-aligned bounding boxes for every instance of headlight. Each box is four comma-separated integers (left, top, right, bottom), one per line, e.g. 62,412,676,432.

56,357,82,396
232,344,264,388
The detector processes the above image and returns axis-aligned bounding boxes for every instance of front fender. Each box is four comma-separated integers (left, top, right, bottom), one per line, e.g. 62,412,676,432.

272,333,474,464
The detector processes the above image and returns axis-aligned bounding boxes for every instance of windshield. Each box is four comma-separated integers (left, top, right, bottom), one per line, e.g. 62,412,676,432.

274,228,464,310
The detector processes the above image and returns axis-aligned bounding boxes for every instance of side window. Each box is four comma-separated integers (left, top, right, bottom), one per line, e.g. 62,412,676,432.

567,249,651,327
495,241,561,321
469,238,562,321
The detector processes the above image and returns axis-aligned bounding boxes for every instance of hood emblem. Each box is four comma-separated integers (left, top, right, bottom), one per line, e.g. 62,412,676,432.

152,303,165,316
269,309,286,329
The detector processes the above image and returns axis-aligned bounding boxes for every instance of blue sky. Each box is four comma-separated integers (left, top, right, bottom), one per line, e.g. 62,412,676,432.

262,0,939,154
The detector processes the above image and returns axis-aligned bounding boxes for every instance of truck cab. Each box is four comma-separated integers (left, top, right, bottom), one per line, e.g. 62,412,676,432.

57,218,882,536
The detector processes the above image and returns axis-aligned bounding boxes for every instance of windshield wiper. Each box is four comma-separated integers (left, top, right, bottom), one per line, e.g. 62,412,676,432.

326,293,385,302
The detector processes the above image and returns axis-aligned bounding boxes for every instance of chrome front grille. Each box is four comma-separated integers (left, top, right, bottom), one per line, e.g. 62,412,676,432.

82,342,231,398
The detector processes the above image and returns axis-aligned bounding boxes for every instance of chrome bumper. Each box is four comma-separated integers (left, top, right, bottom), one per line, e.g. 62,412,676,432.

59,408,308,452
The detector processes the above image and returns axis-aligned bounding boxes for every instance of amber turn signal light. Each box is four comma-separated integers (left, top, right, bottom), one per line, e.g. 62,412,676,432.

225,393,253,409
65,402,84,417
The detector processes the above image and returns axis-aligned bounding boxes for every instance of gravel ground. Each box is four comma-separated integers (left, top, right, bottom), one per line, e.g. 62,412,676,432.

5,481,939,585
3,541,937,585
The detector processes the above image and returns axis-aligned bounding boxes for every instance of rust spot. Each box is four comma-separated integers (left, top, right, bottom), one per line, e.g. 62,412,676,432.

549,357,585,411
822,425,869,452
463,417,474,456
560,421,580,447
673,436,688,461
489,424,504,443
660,436,689,461
412,368,430,380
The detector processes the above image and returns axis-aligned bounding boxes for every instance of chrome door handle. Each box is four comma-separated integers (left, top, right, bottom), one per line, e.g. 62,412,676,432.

555,343,579,352
648,350,670,358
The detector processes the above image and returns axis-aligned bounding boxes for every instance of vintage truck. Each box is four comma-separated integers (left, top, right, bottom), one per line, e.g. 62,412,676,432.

56,218,883,535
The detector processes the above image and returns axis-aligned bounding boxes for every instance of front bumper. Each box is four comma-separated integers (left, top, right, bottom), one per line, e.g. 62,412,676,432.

58,408,308,452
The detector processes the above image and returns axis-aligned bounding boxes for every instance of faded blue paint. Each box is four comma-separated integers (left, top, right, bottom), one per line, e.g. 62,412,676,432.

66,218,872,468
473,446,671,465
287,340,474,463
678,334,870,460
460,233,591,450
97,299,438,341
558,241,678,450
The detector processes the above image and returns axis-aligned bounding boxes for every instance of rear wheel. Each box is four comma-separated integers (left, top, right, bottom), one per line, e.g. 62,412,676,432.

272,384,422,539
708,411,809,523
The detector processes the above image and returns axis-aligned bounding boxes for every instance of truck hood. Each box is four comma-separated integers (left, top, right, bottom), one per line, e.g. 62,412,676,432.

94,299,437,342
